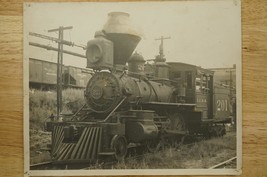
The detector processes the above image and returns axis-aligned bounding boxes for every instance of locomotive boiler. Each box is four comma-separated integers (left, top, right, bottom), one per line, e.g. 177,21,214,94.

47,12,233,164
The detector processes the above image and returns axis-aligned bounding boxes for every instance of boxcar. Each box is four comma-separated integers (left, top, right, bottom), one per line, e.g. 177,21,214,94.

29,58,92,89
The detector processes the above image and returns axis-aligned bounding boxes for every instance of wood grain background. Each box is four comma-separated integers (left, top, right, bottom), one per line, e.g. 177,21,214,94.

0,0,266,177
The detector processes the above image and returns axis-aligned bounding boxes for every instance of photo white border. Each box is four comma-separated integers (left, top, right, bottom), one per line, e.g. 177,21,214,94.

23,1,242,176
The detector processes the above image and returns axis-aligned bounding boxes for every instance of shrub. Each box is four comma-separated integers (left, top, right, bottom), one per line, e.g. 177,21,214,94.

29,88,85,130
63,88,85,113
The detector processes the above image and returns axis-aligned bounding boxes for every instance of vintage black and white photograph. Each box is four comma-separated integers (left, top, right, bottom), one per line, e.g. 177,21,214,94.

23,1,242,176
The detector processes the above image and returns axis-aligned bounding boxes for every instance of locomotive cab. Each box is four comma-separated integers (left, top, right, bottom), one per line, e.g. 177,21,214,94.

168,62,231,134
168,62,213,118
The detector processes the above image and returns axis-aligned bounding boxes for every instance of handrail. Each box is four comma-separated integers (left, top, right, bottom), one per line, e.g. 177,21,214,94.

100,96,127,123
71,104,87,121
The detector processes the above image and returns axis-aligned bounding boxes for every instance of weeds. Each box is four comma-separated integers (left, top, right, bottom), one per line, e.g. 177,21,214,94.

29,88,84,130
29,88,85,164
112,134,236,169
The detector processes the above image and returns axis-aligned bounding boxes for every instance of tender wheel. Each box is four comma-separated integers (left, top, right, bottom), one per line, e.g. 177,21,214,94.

111,135,127,161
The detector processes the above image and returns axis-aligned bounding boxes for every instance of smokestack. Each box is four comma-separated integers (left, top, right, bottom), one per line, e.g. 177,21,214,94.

103,12,141,65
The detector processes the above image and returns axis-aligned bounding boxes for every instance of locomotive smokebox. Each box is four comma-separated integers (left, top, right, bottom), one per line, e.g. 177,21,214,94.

103,12,142,65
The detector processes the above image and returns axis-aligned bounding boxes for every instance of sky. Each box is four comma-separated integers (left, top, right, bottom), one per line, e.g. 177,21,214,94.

24,0,241,69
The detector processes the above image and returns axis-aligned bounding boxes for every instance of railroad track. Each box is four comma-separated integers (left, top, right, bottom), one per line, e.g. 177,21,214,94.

209,156,237,169
30,161,91,170
30,161,53,170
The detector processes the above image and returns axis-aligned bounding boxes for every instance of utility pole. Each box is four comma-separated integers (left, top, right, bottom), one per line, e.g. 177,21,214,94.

48,26,73,118
229,68,232,99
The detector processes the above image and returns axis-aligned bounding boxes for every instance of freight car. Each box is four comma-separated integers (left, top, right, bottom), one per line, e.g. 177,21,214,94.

210,66,236,89
29,58,92,89
46,12,233,164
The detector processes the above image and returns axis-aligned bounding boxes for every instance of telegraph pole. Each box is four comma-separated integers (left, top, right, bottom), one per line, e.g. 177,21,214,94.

229,68,232,98
48,26,73,118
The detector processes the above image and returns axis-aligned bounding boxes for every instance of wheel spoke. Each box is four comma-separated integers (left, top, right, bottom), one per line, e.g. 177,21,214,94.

113,136,127,161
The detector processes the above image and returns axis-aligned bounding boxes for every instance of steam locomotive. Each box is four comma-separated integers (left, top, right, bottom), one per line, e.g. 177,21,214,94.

47,12,233,164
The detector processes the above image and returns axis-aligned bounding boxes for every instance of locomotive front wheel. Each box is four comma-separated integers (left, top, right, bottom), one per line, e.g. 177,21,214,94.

112,135,127,161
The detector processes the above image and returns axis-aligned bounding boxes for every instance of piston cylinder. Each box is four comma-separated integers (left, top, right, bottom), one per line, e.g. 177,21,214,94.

124,110,158,143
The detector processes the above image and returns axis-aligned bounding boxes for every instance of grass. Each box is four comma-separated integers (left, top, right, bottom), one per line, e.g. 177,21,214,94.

29,88,85,130
29,88,85,164
113,133,236,169
29,129,51,164
30,129,51,153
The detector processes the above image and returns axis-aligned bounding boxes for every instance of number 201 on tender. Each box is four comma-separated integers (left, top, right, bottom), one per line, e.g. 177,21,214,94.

216,99,228,111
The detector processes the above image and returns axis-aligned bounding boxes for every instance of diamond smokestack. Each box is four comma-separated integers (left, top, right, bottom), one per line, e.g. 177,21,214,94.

103,12,142,65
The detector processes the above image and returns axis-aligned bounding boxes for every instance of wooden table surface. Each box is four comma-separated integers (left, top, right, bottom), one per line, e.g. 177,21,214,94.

0,0,266,177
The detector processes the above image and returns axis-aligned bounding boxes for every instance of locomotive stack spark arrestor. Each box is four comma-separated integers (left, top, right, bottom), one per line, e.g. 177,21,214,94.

127,52,146,77
86,30,114,69
103,12,142,66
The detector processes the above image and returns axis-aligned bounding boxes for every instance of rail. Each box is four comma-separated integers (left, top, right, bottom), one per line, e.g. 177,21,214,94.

209,156,237,169
30,161,53,170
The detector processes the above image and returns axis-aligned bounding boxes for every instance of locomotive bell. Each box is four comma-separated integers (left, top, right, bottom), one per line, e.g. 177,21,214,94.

103,12,142,65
